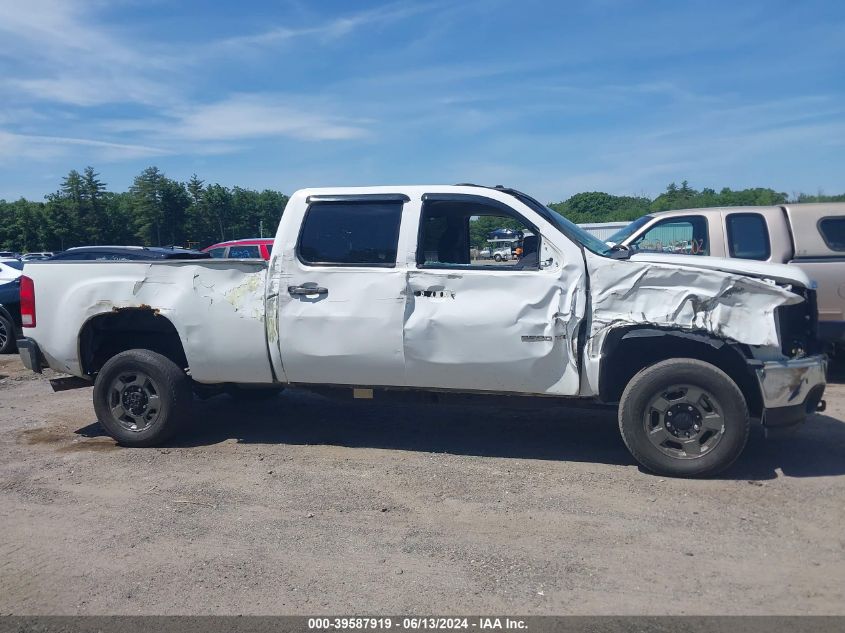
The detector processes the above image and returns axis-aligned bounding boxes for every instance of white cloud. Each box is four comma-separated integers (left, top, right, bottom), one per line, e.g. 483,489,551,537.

0,130,169,163
216,2,439,50
104,94,370,145
0,0,178,107
174,95,369,142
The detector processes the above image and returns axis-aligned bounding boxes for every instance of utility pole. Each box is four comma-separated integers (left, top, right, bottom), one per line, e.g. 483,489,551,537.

259,220,264,238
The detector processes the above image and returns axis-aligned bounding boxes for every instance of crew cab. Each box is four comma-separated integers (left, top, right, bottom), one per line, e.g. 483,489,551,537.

16,185,827,477
608,203,845,347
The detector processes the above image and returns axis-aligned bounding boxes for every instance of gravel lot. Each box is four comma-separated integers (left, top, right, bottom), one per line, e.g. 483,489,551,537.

1,353,844,615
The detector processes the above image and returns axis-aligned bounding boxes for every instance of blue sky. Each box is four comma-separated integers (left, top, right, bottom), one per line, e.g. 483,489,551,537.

0,0,843,203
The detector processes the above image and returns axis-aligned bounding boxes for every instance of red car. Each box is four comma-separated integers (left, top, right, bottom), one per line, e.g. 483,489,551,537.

202,238,274,260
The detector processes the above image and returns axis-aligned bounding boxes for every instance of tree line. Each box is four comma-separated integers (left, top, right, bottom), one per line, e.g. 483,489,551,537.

548,180,845,225
0,168,842,253
0,166,288,253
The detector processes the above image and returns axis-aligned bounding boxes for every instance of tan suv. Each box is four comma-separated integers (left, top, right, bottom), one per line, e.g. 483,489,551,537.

610,203,845,346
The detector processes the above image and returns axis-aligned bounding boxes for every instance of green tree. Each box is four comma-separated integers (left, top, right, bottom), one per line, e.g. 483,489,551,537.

130,166,165,245
44,170,85,250
82,166,108,244
204,184,233,242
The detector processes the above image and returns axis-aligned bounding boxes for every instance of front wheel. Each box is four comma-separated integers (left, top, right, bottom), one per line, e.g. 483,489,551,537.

618,358,749,477
93,349,193,447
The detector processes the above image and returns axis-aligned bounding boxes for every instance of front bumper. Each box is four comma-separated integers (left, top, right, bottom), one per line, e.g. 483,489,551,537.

17,337,43,374
755,354,827,432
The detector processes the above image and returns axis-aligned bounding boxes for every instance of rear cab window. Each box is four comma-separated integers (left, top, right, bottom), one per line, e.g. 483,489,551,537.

818,217,845,251
726,213,771,260
297,200,403,266
630,215,709,255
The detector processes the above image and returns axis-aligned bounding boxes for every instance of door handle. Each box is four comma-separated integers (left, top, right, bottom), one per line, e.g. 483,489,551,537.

288,285,328,296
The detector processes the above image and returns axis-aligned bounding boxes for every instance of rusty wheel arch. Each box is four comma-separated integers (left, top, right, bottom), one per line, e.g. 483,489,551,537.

78,308,188,377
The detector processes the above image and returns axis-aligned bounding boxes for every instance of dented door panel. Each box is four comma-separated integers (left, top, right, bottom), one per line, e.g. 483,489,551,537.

276,267,408,385
399,207,587,396
403,265,583,394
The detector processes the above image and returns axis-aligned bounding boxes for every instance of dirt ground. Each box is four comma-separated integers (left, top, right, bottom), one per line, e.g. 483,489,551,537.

1,353,844,615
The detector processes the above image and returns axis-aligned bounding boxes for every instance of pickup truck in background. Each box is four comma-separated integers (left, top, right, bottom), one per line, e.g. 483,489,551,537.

16,184,827,477
608,203,845,348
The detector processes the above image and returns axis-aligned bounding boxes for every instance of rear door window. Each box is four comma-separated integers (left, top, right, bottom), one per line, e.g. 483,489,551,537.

630,215,709,255
207,248,226,258
228,245,261,258
818,217,845,251
298,201,403,266
726,213,770,260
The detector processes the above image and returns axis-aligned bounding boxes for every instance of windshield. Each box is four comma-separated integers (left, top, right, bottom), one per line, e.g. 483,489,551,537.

545,208,615,256
495,188,615,256
607,215,653,244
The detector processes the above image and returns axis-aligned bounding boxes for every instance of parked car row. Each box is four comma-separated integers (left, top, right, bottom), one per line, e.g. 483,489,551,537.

0,251,53,260
1,239,272,265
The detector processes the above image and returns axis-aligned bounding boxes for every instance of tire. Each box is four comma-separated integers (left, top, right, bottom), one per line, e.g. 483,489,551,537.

493,254,502,262
618,358,749,477
0,313,15,354
93,349,192,447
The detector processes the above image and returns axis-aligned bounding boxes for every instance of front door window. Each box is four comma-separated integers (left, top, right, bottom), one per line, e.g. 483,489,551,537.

417,198,540,270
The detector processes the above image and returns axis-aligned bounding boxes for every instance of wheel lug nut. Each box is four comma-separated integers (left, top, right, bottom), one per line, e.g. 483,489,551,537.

688,406,693,411
667,411,673,416
694,424,700,431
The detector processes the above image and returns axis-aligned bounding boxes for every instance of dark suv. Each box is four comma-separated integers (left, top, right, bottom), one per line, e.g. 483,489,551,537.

49,246,210,261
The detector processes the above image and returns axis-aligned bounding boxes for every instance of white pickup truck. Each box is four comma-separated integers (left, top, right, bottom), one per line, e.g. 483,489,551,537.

17,184,827,477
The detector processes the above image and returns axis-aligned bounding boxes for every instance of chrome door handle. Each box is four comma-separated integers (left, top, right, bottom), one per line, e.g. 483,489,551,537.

288,285,328,296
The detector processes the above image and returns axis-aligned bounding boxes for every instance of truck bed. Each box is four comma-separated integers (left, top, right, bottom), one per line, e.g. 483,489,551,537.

23,259,274,384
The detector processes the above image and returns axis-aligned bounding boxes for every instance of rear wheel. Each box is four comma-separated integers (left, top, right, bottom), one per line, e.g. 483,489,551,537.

618,358,749,477
0,313,14,353
93,349,192,447
493,254,502,262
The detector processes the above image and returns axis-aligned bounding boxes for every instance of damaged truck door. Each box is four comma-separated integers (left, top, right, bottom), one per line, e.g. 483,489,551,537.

276,195,409,386
403,193,584,395
16,184,828,478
